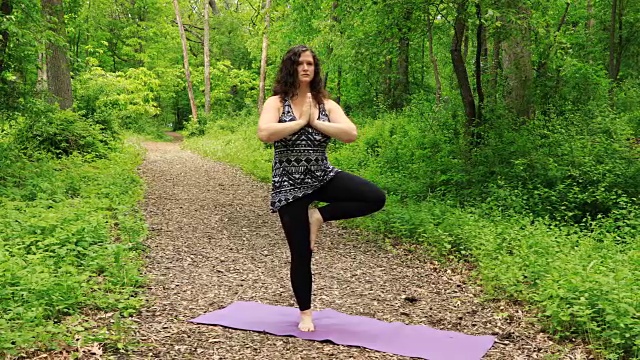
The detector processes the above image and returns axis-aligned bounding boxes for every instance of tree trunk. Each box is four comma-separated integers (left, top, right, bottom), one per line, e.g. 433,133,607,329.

324,0,337,89
257,0,271,113
490,30,501,100
586,0,595,31
421,30,425,87
41,0,73,109
462,26,469,62
608,0,617,80
0,0,12,75
451,0,476,138
208,0,219,15
383,56,393,106
475,2,484,124
389,4,412,110
37,50,47,92
427,9,441,104
204,0,211,114
394,34,410,109
502,3,534,118
334,1,342,104
613,0,624,81
172,0,198,122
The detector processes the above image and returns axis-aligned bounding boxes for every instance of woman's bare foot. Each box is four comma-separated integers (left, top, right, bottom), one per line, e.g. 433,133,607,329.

299,310,315,332
308,207,323,251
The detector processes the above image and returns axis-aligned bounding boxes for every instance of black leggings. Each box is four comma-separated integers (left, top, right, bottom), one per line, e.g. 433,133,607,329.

277,171,386,312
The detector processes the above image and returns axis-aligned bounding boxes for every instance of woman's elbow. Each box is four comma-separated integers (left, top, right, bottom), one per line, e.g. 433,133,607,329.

343,128,357,143
257,129,272,143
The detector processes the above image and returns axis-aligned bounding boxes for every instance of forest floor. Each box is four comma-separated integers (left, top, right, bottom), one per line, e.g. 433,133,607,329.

125,135,593,360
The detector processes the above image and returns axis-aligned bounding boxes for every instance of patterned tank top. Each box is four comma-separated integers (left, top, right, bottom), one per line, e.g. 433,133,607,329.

270,97,340,212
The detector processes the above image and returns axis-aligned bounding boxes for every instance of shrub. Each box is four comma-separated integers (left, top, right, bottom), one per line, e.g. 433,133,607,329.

0,142,147,355
73,66,163,137
9,101,115,159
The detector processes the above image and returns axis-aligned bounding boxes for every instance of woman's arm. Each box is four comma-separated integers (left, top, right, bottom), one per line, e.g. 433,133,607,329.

257,96,309,143
310,99,357,143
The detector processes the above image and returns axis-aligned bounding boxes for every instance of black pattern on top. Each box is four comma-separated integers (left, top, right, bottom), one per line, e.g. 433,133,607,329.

270,98,340,212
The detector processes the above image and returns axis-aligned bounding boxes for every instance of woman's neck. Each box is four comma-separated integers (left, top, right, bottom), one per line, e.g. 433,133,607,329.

296,85,311,98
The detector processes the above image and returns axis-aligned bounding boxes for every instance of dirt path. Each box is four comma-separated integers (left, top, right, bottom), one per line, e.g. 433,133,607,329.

129,139,590,359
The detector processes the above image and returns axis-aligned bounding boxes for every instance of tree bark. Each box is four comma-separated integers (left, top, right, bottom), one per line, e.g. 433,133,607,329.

463,28,469,62
0,0,12,75
395,34,410,109
475,2,484,124
490,29,501,99
613,0,624,81
608,0,617,80
204,0,211,113
586,0,595,31
208,0,219,15
257,0,271,113
324,0,342,103
172,0,198,122
502,3,534,118
426,9,441,104
388,4,412,110
41,0,73,109
451,0,476,138
37,50,47,92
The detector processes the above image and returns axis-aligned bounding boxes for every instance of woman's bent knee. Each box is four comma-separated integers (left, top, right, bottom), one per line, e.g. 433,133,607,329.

371,187,386,212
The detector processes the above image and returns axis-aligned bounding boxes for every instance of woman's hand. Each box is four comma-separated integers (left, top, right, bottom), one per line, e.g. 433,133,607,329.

257,96,308,143
300,93,313,125
309,99,357,143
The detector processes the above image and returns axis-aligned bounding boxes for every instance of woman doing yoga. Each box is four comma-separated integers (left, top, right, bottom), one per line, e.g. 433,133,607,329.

257,45,386,332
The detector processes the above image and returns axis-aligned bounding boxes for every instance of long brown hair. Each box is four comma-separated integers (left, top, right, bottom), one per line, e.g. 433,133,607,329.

272,45,328,105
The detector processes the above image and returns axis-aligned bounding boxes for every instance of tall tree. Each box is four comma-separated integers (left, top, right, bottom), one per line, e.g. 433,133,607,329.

450,0,476,140
41,0,73,109
392,3,412,109
608,0,627,83
0,0,11,76
257,0,271,113
204,0,211,113
172,0,198,122
209,0,219,15
608,0,618,81
474,1,485,124
426,7,441,104
586,0,595,31
502,1,533,118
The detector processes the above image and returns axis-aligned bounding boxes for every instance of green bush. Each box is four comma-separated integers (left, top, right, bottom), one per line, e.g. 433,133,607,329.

73,66,164,137
0,142,147,356
8,101,116,159
472,106,640,228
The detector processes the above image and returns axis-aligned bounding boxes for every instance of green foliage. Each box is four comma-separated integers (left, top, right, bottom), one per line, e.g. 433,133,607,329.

190,60,260,119
183,113,272,183
0,142,147,356
472,106,640,230
73,66,164,137
330,100,465,201
6,100,116,159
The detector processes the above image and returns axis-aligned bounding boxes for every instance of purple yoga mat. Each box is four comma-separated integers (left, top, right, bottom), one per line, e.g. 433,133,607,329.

189,301,495,360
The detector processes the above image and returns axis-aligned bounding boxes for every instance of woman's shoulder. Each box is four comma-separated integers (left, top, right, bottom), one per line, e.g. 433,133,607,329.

265,95,284,104
322,98,341,110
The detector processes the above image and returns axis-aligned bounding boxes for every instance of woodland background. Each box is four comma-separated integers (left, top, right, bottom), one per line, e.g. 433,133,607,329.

0,0,639,358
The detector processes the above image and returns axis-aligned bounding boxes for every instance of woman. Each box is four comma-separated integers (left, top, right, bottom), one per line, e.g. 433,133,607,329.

257,45,386,332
